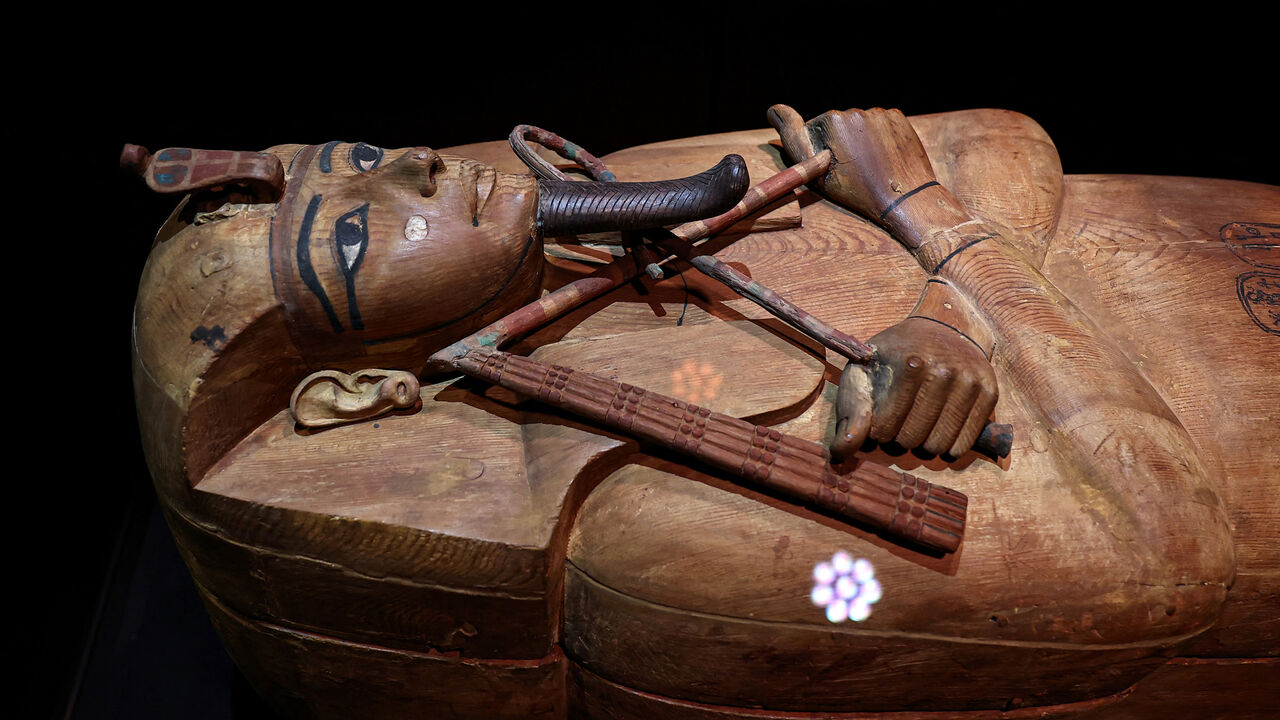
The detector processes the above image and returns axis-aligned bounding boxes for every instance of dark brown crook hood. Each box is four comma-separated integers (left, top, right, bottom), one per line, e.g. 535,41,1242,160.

536,154,749,237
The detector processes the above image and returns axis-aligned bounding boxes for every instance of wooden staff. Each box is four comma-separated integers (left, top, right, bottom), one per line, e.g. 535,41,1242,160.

670,150,832,241
444,346,967,553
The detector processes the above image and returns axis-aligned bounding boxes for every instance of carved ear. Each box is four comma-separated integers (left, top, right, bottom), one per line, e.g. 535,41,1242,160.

289,369,420,428
121,144,285,202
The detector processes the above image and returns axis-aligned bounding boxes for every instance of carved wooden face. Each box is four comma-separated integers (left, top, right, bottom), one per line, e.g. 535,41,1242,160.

268,141,542,366
129,136,746,374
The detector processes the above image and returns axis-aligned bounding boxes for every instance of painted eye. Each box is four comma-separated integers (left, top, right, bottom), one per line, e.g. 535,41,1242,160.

350,142,384,173
334,203,370,276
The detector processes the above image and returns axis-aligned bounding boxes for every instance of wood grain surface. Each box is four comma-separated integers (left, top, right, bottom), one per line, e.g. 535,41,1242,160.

561,113,1275,710
131,109,1278,716
202,589,566,719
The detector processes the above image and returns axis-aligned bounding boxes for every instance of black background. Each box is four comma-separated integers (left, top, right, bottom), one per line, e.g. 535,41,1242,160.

27,15,1276,719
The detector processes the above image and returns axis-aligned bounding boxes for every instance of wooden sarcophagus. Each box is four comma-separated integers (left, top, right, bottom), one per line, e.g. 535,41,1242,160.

129,106,1278,718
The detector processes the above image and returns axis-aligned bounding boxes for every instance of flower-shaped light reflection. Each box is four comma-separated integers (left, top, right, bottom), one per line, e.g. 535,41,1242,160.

811,551,881,623
670,358,723,405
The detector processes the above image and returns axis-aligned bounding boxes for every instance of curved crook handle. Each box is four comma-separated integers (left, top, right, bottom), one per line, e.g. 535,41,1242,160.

508,124,617,182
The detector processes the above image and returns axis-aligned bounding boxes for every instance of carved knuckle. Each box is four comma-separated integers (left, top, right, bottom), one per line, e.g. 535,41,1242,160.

978,359,998,380
869,409,903,442
868,422,894,444
928,365,953,384
979,384,999,410
923,435,950,456
897,426,926,448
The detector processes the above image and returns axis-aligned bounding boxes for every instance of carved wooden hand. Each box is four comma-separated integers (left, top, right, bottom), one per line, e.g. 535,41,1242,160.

770,105,1004,459
833,313,998,460
767,105,954,241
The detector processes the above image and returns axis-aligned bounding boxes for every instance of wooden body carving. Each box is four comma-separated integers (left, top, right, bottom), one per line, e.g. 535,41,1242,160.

130,109,1278,718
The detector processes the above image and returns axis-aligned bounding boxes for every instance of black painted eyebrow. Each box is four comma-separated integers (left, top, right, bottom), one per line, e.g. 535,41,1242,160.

318,141,343,174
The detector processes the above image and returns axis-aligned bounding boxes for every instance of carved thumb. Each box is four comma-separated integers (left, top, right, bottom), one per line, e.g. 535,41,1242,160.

767,104,820,164
832,362,875,460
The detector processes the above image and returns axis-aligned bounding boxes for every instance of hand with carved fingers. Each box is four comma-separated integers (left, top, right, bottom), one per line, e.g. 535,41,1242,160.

767,104,973,247
832,280,999,460
768,104,1003,458
768,104,937,218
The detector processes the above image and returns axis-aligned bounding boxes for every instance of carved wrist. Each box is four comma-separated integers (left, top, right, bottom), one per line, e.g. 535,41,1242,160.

878,182,973,252
906,278,996,358
908,221,1002,276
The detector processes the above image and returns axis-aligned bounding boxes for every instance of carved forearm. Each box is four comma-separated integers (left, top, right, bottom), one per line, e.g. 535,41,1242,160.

873,154,1232,586
771,104,1232,586
888,180,1171,421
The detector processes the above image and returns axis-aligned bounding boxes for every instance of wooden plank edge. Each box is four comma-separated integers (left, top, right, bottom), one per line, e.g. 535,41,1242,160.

568,661,1132,720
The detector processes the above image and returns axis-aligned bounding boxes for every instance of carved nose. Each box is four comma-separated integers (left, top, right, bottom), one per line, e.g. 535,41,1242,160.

376,147,446,197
